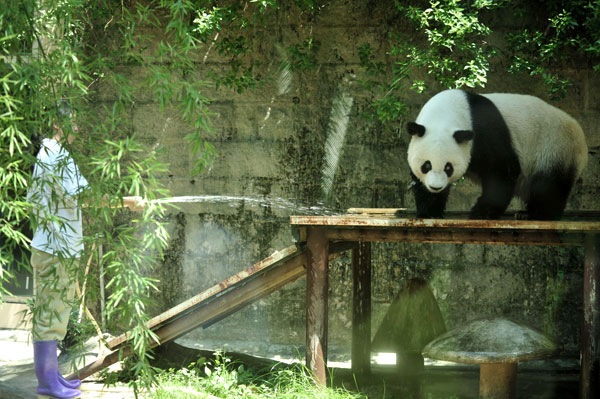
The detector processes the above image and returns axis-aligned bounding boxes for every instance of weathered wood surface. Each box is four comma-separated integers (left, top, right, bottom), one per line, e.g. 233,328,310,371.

292,211,600,398
581,234,600,399
291,214,600,246
107,245,303,350
351,242,371,376
291,214,600,231
348,208,600,220
70,242,352,380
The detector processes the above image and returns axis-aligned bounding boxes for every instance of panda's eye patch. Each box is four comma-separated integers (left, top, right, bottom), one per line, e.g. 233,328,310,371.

421,161,432,174
444,162,454,177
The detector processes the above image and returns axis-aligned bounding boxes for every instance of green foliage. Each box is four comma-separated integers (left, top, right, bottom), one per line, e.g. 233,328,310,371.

360,0,600,123
295,0,319,11
146,353,365,399
0,0,220,392
506,0,600,99
357,43,408,123
397,0,501,90
192,3,265,94
251,0,280,13
0,0,326,393
359,0,503,122
192,1,322,94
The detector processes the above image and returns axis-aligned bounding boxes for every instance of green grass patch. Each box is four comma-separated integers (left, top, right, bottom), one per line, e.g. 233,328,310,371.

145,353,365,399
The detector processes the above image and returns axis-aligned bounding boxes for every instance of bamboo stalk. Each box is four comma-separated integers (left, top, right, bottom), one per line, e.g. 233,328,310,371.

76,243,103,338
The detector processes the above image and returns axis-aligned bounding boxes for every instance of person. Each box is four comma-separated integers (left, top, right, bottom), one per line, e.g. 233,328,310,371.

27,101,145,399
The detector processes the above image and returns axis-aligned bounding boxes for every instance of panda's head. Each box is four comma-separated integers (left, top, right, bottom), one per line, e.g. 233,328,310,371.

406,90,475,193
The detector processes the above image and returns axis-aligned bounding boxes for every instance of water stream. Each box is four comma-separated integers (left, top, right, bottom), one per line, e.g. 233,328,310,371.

153,194,341,216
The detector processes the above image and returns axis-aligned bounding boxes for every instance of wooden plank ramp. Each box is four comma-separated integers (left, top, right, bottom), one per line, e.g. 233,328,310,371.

69,242,351,380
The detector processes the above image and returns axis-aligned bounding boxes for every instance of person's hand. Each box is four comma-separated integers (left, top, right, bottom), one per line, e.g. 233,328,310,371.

123,196,147,211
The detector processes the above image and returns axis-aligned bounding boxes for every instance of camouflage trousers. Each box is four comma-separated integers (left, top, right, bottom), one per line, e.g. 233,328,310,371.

30,248,77,341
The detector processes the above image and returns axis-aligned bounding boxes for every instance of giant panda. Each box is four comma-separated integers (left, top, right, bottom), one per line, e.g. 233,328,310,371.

406,89,588,220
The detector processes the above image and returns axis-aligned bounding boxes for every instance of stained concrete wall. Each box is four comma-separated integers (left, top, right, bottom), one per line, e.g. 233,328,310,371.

93,2,600,361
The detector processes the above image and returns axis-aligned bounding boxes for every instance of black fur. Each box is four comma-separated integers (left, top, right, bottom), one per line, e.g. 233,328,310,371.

453,130,474,143
526,165,576,220
465,92,522,219
411,171,450,218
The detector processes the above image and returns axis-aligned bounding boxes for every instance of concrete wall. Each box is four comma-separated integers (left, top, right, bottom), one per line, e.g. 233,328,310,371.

93,1,600,361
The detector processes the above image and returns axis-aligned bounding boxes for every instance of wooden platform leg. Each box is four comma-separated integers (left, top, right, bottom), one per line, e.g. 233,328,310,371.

580,233,600,399
352,241,371,376
306,228,329,386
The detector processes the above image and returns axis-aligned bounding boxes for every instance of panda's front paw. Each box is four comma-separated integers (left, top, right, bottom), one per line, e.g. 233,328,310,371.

468,213,491,220
395,209,411,218
469,201,506,220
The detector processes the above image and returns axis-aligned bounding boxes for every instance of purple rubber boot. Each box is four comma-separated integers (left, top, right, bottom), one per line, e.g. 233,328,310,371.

58,372,81,389
33,340,81,399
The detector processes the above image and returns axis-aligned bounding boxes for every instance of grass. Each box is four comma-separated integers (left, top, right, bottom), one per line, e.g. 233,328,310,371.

101,349,466,399
145,353,366,399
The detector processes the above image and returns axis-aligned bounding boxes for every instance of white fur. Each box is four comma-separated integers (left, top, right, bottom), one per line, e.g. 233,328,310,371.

482,93,588,200
407,90,472,192
407,90,588,198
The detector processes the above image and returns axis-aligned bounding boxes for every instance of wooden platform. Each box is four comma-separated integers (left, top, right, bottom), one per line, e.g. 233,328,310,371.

291,212,600,246
289,210,600,399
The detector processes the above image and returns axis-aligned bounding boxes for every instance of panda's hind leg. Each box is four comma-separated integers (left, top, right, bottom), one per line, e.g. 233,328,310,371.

525,167,576,220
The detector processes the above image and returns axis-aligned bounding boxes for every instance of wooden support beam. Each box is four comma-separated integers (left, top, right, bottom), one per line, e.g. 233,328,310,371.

108,245,304,350
70,242,353,380
323,228,583,246
70,249,308,380
352,242,371,377
290,213,600,397
580,233,600,399
306,228,329,386
347,208,600,220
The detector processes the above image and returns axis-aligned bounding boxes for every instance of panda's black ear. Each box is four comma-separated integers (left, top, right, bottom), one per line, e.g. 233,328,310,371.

454,130,474,144
407,122,426,137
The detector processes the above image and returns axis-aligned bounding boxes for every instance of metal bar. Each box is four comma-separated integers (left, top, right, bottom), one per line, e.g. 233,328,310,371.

306,228,329,386
322,228,584,246
580,233,600,399
352,242,371,376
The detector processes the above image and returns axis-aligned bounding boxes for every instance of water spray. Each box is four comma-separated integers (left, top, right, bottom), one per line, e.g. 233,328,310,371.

151,195,339,216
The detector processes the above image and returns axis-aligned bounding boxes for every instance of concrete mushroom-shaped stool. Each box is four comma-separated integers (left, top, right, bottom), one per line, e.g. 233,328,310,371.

422,318,557,399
